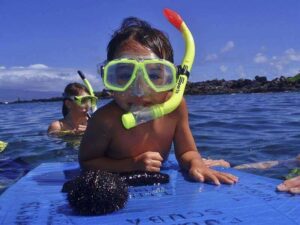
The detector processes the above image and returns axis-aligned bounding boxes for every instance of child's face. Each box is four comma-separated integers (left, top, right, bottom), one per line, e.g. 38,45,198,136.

112,41,170,111
67,91,90,115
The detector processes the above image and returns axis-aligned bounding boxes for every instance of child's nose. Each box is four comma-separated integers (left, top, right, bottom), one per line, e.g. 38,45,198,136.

131,69,147,97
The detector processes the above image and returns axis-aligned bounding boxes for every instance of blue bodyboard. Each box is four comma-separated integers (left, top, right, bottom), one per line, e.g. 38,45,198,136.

0,156,299,225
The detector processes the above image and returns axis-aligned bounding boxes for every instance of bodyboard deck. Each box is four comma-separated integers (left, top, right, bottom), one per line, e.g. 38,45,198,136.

0,156,299,225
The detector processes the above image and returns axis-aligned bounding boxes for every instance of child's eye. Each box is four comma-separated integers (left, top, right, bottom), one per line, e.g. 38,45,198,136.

149,73,162,80
115,65,133,81
117,72,131,80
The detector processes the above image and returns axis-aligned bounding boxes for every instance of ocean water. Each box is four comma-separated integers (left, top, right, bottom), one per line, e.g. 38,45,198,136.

0,92,299,194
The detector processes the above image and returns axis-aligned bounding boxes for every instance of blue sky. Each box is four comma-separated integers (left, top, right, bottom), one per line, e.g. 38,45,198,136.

0,0,300,101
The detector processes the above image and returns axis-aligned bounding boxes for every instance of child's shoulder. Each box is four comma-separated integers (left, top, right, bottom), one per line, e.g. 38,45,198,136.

47,119,63,133
94,100,121,116
91,100,121,125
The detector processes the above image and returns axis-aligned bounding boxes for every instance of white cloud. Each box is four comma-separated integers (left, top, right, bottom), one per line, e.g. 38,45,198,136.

270,61,283,71
253,48,300,76
286,67,300,76
269,48,300,72
0,66,6,70
205,53,218,61
204,41,235,63
11,66,25,69
253,53,268,64
284,48,300,61
219,65,228,73
221,41,235,53
0,64,101,92
28,64,49,69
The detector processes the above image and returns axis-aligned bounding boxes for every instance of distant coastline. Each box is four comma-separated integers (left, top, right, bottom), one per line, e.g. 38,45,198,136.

185,74,300,95
1,74,299,104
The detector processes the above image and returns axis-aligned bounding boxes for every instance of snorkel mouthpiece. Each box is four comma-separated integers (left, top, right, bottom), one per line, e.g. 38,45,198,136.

122,8,195,129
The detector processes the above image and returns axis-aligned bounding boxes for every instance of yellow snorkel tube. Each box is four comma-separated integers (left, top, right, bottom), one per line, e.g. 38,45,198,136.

122,8,195,129
0,141,8,152
77,70,98,113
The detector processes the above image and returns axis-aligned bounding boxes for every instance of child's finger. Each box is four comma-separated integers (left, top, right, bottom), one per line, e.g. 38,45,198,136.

277,184,289,192
289,187,300,194
283,176,300,188
216,173,237,184
205,172,220,186
152,152,163,161
192,170,204,182
146,166,160,172
220,172,238,183
150,160,162,168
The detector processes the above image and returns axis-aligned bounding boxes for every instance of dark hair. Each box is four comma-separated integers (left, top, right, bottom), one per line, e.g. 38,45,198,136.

62,83,89,117
107,17,174,62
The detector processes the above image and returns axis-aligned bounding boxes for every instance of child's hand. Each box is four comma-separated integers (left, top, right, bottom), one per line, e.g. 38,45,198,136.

76,124,87,132
277,175,300,194
189,159,238,185
133,151,163,172
72,124,87,135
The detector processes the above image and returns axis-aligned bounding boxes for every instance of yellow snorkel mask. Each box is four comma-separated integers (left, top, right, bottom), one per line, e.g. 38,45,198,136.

65,95,98,109
102,58,177,93
104,8,195,129
78,70,98,113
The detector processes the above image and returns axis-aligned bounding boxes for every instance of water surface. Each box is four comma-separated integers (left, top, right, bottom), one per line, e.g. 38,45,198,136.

0,92,299,194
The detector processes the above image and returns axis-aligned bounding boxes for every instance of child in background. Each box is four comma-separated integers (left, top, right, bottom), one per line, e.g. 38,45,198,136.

235,154,300,194
79,17,238,185
48,83,97,135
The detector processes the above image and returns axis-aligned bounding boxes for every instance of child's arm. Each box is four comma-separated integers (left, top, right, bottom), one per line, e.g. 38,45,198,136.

174,99,238,185
47,121,61,134
234,160,280,169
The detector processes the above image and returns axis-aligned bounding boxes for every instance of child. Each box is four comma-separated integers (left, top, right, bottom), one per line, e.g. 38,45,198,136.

79,17,238,185
48,83,97,135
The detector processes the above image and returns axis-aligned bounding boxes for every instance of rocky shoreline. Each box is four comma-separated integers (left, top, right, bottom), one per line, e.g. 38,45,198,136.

1,75,300,104
185,75,300,95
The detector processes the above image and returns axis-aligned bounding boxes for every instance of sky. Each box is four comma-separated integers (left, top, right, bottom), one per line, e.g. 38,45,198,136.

0,0,300,101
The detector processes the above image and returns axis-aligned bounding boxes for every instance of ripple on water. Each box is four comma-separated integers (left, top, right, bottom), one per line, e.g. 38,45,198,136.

0,93,299,193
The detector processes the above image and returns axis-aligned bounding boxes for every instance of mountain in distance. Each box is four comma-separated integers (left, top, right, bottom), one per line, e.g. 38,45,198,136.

0,88,61,102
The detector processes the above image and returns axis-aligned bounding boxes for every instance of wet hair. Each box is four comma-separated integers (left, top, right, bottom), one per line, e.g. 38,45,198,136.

107,17,174,62
62,83,89,117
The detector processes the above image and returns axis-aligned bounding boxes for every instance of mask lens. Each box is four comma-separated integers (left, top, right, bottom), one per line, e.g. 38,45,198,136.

106,63,135,89
145,63,176,90
81,97,91,106
74,96,98,108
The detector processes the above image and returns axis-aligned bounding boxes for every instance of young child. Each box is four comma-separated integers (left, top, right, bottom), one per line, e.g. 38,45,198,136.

79,17,238,185
48,83,97,135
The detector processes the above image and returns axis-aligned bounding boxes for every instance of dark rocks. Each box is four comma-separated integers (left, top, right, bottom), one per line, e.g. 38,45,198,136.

185,75,300,95
255,76,267,83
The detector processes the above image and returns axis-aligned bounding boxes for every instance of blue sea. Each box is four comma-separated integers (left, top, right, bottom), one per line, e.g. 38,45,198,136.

0,92,299,194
